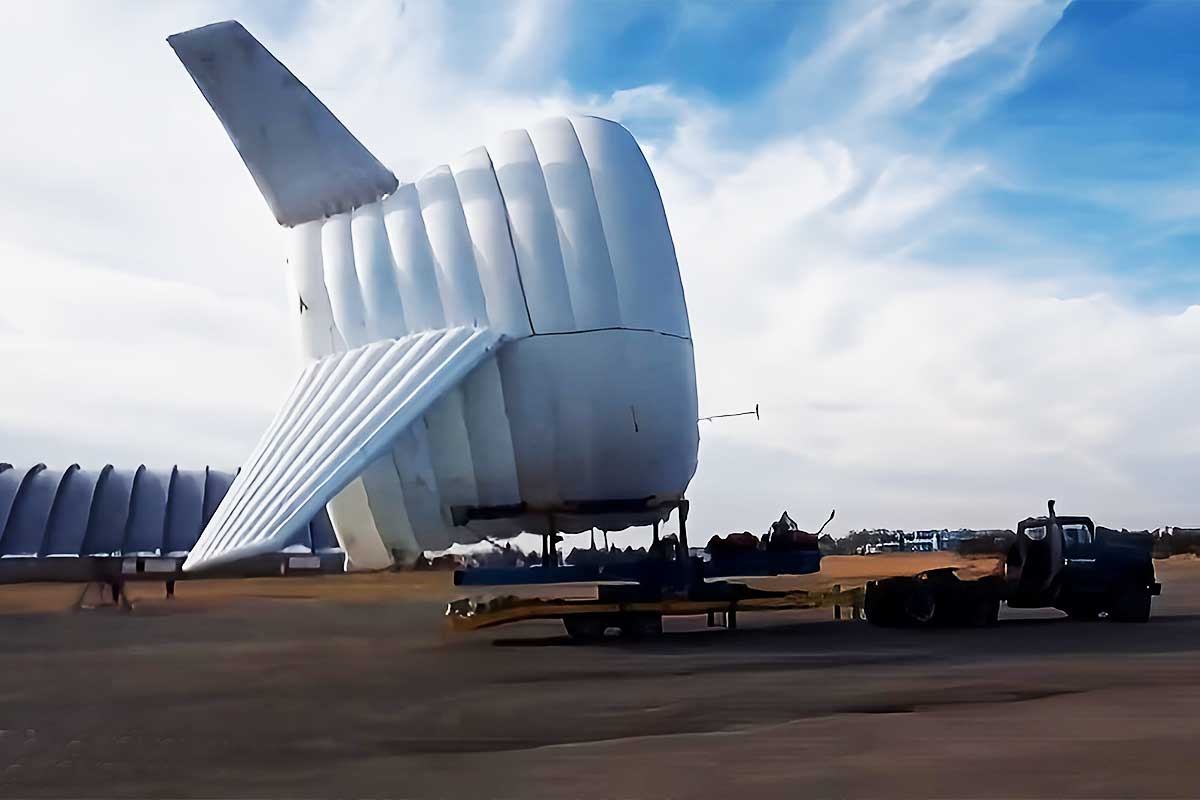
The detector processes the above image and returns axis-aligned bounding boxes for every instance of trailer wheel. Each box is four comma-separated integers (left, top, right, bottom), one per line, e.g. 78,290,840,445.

1109,585,1152,623
865,579,934,627
864,580,901,627
619,612,664,640
903,583,937,625
563,614,610,642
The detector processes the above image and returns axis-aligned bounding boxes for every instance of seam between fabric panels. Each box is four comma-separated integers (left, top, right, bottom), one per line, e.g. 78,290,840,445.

79,465,112,556
529,326,691,342
0,465,47,554
483,147,537,335
159,466,178,558
119,465,146,556
399,187,451,330
292,221,349,356
522,129,579,330
633,125,692,341
38,465,74,557
564,116,628,328
441,170,491,328
320,216,366,351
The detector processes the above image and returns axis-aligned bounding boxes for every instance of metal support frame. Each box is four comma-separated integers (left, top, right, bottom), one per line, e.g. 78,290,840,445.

677,500,690,559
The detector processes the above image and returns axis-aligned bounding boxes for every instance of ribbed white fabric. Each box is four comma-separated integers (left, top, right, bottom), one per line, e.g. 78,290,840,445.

184,327,502,571
207,115,699,568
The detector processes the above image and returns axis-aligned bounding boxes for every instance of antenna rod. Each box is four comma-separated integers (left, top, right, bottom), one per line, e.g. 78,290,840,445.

699,403,760,423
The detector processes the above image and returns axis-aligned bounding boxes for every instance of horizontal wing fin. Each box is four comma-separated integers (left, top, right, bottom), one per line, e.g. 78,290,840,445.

184,327,503,571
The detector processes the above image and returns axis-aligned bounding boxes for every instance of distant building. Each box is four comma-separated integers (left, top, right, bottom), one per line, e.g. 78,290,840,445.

855,528,1014,554
908,531,940,551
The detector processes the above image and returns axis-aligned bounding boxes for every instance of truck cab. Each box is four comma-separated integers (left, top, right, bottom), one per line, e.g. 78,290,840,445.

865,500,1161,627
1009,502,1160,621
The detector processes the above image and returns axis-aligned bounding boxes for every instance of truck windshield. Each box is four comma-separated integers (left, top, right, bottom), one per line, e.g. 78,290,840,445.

1063,524,1092,547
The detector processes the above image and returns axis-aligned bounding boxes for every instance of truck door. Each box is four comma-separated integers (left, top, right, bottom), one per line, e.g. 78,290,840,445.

1062,523,1105,594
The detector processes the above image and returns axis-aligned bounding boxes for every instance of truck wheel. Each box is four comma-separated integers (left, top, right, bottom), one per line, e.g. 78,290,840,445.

1109,586,1152,623
1067,604,1100,622
967,596,1001,627
563,614,610,642
619,612,664,640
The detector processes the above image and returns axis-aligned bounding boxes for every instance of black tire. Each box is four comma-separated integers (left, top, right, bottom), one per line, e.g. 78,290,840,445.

967,596,1001,627
903,583,937,625
563,614,610,642
864,580,902,627
1067,604,1101,621
1109,586,1152,623
865,579,936,627
619,612,664,640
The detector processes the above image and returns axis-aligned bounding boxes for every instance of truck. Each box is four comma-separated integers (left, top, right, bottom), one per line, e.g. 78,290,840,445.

447,500,1162,639
863,500,1161,627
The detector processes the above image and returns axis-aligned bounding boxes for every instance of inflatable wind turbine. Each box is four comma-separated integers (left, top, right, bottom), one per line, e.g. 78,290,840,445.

171,21,699,572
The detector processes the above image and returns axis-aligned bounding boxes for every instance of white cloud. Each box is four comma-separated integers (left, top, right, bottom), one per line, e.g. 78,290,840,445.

1,0,1196,545
776,0,1069,124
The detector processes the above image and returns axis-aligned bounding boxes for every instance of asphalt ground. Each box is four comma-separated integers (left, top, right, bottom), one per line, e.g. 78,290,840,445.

1,557,1198,798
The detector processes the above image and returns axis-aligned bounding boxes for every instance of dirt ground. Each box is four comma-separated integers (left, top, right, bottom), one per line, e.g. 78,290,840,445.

1,555,1198,798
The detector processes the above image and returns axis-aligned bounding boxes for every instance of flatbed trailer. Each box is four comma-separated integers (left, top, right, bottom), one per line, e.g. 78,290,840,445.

447,583,864,635
449,499,842,639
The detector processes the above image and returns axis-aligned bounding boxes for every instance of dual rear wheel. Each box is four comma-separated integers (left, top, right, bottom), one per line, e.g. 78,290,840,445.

1108,585,1152,623
865,576,1154,627
865,575,1000,628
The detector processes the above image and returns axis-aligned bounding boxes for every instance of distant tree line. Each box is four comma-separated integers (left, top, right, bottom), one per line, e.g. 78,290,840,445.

821,526,1200,558
1152,528,1200,559
819,528,1015,556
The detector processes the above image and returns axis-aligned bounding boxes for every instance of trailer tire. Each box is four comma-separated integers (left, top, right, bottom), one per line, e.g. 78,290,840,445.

1109,585,1152,623
966,596,1001,627
903,583,937,625
563,614,610,642
866,579,936,627
864,580,902,627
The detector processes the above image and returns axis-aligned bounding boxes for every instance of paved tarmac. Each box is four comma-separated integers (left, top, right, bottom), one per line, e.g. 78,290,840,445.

1,558,1198,798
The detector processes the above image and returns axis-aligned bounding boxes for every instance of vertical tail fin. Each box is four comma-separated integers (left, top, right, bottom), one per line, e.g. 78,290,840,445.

168,20,398,226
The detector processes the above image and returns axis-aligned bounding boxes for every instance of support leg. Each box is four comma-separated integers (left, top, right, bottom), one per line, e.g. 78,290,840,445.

677,500,690,561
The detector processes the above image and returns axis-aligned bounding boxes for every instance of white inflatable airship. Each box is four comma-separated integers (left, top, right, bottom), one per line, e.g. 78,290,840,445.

171,21,699,572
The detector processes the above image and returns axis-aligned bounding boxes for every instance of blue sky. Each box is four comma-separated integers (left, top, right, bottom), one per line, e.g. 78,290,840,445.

537,0,1200,308
560,1,820,102
2,0,1199,536
564,0,1200,307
